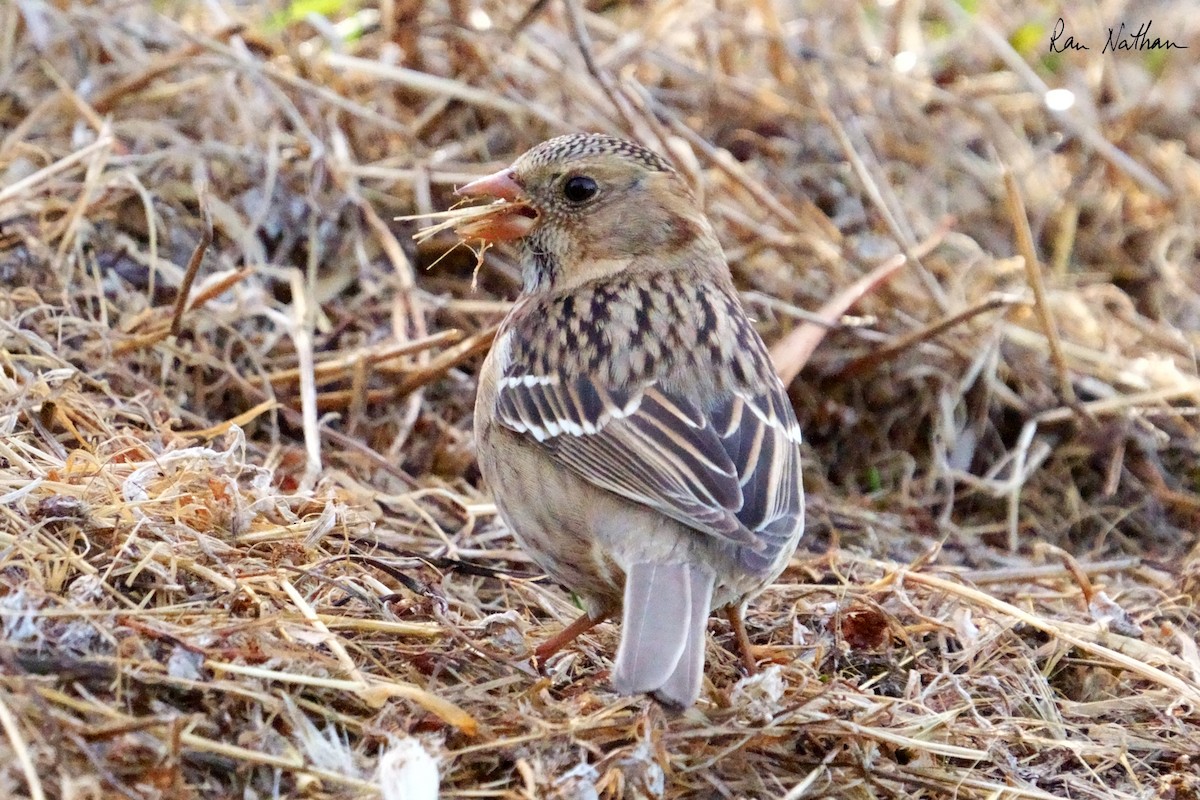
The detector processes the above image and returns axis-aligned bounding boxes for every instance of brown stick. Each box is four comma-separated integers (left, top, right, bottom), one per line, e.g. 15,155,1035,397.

769,254,907,386
170,211,213,337
1003,168,1077,407
835,293,1019,381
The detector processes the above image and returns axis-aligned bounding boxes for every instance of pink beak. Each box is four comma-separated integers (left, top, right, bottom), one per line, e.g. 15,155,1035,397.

453,168,537,242
456,168,524,201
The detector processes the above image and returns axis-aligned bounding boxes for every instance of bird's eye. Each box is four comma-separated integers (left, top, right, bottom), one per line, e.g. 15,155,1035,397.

562,175,599,204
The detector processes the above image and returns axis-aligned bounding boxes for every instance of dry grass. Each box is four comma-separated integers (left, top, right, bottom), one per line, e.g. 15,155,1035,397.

2,1,1199,797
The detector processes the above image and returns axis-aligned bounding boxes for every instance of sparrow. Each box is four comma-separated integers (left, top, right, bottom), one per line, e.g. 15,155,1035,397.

458,133,805,709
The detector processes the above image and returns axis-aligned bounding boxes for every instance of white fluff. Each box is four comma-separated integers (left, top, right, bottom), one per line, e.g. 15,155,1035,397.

379,736,439,800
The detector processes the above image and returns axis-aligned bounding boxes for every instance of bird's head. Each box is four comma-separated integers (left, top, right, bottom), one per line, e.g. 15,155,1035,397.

456,133,719,292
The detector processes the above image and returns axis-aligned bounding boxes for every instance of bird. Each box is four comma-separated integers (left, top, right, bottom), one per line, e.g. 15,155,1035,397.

457,133,805,709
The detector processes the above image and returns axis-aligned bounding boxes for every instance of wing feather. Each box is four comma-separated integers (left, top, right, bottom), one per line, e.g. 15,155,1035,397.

494,367,804,570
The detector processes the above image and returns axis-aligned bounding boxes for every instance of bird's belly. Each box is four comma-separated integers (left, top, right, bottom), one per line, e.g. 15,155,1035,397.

477,425,624,612
477,420,793,615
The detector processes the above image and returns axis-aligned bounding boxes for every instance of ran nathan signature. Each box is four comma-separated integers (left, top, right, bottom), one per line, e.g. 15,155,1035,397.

1049,18,1187,53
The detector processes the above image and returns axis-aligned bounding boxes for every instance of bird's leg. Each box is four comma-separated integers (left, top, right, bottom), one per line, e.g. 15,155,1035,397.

724,605,758,676
534,610,611,664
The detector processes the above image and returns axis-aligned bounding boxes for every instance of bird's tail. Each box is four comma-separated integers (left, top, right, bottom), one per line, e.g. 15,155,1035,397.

611,561,715,708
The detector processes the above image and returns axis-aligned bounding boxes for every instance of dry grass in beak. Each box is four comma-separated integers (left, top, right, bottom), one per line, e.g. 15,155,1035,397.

399,198,537,244
397,200,518,244
398,200,535,287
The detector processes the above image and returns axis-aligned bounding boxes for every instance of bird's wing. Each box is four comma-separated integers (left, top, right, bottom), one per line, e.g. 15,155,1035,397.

492,370,804,572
